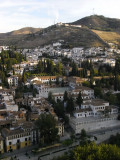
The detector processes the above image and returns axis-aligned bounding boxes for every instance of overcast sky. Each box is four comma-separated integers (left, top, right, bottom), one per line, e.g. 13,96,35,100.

0,0,120,33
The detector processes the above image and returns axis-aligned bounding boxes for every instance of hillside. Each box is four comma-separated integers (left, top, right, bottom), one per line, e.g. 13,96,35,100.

10,27,42,35
71,15,120,31
92,30,120,45
1,15,120,48
0,25,107,48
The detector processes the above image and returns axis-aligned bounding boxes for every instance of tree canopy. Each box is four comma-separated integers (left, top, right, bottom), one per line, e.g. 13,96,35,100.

52,143,120,160
35,113,59,145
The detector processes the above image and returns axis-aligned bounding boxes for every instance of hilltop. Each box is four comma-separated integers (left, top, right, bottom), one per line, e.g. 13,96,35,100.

71,15,120,31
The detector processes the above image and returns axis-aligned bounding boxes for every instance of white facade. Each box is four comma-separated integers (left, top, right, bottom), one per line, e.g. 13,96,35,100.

70,115,119,134
8,76,18,86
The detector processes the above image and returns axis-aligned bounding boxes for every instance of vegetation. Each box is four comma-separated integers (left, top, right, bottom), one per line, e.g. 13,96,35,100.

35,59,62,75
93,30,120,45
114,59,120,91
52,142,120,160
72,15,120,31
15,84,38,99
76,92,83,107
0,49,25,87
70,61,87,78
66,97,74,114
108,133,120,147
0,23,107,48
62,139,73,146
35,113,59,145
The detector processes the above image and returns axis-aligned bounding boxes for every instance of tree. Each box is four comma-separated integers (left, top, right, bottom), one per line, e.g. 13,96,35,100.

114,59,120,91
80,129,87,139
76,92,83,107
35,113,59,145
56,62,62,75
72,143,120,160
94,87,103,98
13,68,15,75
71,62,78,76
66,97,74,113
48,91,53,102
108,133,120,147
64,91,68,102
56,77,59,85
61,79,65,87
22,70,27,83
49,78,52,85
52,143,120,160
80,129,88,146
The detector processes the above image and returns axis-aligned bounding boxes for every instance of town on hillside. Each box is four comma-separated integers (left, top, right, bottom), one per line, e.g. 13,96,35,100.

0,41,120,156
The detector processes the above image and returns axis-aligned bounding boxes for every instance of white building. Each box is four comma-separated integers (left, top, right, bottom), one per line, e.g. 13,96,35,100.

7,76,18,86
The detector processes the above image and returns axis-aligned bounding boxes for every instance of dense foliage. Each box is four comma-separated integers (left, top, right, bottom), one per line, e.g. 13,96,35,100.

0,49,24,86
35,113,59,145
108,133,120,147
35,59,62,75
52,143,120,160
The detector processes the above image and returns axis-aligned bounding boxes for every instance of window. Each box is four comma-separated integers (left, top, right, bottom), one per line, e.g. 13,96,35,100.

25,138,27,141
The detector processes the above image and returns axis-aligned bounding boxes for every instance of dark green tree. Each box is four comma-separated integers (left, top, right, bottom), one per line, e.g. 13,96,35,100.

76,92,83,107
35,113,59,145
64,91,68,102
66,97,74,113
22,70,27,83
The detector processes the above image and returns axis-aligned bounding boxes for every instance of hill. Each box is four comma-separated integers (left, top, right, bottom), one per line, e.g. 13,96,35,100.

0,25,107,48
71,15,120,31
10,27,41,35
1,15,120,48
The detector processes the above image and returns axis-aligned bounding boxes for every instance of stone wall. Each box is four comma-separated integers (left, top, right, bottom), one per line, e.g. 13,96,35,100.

70,115,120,134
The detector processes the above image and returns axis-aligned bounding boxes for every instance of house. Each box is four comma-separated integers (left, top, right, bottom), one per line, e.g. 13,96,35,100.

7,76,18,87
4,101,18,112
1,122,37,152
30,76,62,84
57,122,64,137
74,108,93,118
70,98,119,133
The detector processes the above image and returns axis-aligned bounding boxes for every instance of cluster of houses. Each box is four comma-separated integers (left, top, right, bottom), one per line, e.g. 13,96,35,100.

0,85,64,153
0,43,120,154
24,75,119,134
20,43,120,68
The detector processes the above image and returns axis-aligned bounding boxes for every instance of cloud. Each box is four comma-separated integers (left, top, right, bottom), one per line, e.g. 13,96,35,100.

0,0,120,32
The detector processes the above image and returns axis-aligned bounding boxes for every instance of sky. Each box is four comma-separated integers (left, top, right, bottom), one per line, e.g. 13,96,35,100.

0,0,120,33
